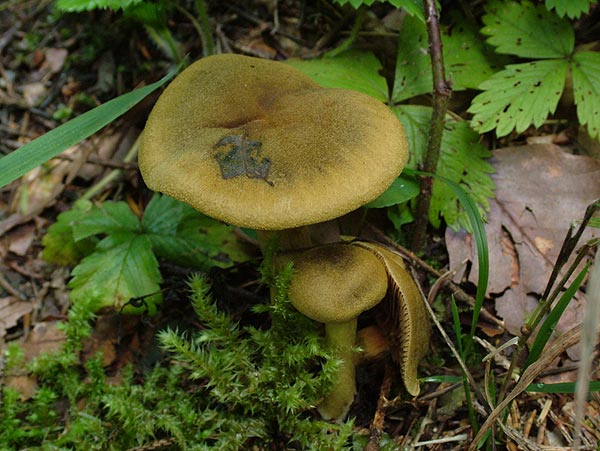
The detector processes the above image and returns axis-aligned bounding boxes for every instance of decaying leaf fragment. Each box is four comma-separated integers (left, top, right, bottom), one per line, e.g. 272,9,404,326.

446,144,600,359
352,241,430,396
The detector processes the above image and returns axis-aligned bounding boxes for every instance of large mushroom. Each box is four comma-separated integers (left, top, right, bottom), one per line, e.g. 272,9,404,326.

138,53,425,420
139,53,407,250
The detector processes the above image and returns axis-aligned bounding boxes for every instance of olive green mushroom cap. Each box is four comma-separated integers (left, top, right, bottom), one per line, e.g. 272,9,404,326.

139,53,408,230
285,244,389,323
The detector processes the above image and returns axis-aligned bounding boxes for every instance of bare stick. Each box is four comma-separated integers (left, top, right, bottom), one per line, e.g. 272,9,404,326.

412,0,452,253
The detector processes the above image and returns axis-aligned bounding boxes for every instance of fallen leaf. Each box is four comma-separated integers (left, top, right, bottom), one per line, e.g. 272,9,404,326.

7,224,35,256
0,297,33,340
20,321,66,361
43,48,68,74
446,144,600,359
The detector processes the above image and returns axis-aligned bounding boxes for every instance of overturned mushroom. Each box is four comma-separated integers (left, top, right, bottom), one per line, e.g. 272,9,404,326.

351,241,430,397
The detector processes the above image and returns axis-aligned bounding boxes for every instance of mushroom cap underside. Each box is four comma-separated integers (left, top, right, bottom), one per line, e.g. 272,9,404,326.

139,53,408,230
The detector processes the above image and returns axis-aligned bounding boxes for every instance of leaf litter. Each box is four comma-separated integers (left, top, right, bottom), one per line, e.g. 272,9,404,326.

446,143,600,361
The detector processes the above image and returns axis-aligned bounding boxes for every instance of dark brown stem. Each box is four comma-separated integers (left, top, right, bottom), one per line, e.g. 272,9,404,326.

411,0,452,253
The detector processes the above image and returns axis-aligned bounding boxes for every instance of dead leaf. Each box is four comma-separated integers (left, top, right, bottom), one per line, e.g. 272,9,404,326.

0,296,33,341
20,321,66,361
7,224,35,256
43,48,68,74
446,144,600,359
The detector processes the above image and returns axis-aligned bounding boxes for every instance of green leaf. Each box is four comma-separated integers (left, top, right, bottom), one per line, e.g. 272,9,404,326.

572,51,600,140
0,64,181,189
141,194,251,268
285,50,388,102
69,233,162,314
525,264,589,368
72,201,140,241
332,0,424,20
527,380,600,393
365,175,420,208
392,15,505,102
482,1,574,58
55,0,144,11
469,59,568,137
545,0,595,18
443,17,508,91
394,105,495,230
391,14,431,102
41,200,98,266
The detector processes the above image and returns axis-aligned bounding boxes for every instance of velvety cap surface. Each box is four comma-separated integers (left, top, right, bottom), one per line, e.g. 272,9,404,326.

139,54,408,230
286,244,388,323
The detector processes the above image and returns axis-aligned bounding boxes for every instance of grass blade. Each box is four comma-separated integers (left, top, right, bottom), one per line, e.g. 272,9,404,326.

0,64,182,188
525,263,589,368
404,168,489,350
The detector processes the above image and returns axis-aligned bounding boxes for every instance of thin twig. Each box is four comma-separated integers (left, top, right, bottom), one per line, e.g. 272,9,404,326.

412,0,452,253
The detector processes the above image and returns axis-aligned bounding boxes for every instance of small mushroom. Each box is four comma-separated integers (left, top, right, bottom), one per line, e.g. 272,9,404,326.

280,243,389,420
139,53,408,250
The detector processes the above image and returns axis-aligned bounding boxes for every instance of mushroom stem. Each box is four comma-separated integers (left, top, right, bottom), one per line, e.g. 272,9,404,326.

257,226,314,252
319,319,358,421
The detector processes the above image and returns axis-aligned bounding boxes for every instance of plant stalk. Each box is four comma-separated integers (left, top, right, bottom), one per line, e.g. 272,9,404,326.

411,0,452,253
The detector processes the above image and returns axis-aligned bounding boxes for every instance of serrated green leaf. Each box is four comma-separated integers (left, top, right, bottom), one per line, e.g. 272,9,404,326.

394,105,495,230
69,233,162,314
142,194,251,268
285,50,388,102
0,64,181,189
332,0,424,20
41,200,97,266
545,0,594,18
391,14,431,102
365,175,420,208
443,17,508,91
482,1,574,58
55,0,144,12
72,201,140,241
392,15,504,102
572,51,600,140
469,59,568,137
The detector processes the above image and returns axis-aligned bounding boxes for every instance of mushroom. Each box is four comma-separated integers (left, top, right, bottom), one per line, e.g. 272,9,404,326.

138,53,408,250
280,243,389,420
138,54,417,419
351,241,430,397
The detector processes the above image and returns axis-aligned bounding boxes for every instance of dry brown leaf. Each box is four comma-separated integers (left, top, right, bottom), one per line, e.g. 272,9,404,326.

0,296,33,341
446,144,600,358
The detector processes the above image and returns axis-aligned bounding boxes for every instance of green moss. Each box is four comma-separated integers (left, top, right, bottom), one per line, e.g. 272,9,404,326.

0,270,356,450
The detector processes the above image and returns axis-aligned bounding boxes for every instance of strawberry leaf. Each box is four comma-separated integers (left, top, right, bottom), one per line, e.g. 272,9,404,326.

41,200,98,266
482,1,574,58
332,0,424,20
468,59,568,137
392,15,505,103
545,0,595,18
394,105,494,230
72,201,140,241
142,194,251,268
68,233,162,314
285,50,388,102
572,51,600,140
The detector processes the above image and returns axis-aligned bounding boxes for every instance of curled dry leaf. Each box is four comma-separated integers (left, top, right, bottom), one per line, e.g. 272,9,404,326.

0,296,33,342
352,241,430,396
446,144,600,359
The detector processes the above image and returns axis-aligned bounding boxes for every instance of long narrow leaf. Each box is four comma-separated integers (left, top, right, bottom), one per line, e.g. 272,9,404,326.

0,64,181,188
525,263,589,368
405,168,489,347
